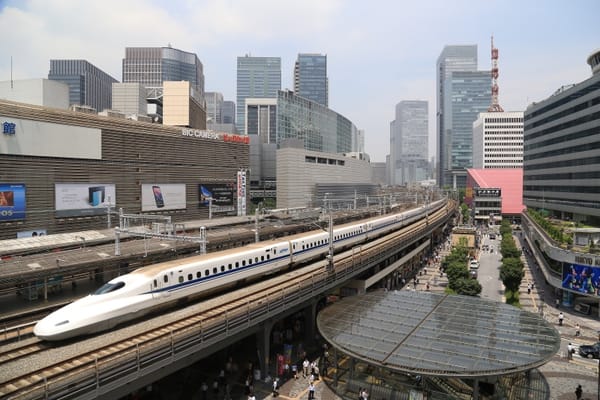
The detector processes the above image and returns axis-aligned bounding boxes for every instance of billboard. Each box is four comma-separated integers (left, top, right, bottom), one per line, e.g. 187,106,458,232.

237,170,246,216
141,184,186,211
199,183,235,213
55,184,116,217
0,183,26,221
562,263,600,296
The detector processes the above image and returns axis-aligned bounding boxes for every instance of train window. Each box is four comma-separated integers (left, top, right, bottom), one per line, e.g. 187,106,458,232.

94,281,125,295
293,244,296,250
153,279,157,288
205,269,209,276
302,245,305,250
188,274,192,281
213,267,217,274
242,260,246,266
274,248,277,254
197,271,201,278
221,265,225,272
178,276,184,283
267,254,270,260
255,257,258,263
228,264,232,270
248,258,252,265
261,256,264,261
164,275,168,283
236,262,240,268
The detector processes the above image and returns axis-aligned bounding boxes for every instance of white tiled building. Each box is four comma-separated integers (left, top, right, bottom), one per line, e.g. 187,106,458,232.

472,111,523,169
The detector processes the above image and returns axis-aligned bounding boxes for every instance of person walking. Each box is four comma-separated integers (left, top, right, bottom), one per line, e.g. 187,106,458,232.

567,342,573,360
575,384,582,400
575,323,581,337
558,312,564,326
308,382,315,400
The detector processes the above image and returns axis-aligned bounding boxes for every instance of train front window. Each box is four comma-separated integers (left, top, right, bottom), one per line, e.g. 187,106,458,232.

94,281,125,295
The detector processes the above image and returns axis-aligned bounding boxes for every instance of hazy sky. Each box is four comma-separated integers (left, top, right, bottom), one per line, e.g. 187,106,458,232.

1,0,598,162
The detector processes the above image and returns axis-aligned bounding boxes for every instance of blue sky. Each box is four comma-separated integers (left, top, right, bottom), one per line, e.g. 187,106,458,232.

0,0,598,162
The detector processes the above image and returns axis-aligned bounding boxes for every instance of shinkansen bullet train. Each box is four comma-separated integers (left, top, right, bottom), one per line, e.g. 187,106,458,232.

34,199,445,340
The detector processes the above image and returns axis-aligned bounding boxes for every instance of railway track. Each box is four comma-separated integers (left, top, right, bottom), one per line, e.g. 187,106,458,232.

0,203,452,399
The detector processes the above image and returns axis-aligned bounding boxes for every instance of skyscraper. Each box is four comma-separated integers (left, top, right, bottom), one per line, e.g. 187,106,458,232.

205,92,224,123
472,111,523,169
436,45,491,188
236,56,281,135
294,53,328,107
389,101,429,185
221,101,236,124
122,46,205,98
48,59,118,112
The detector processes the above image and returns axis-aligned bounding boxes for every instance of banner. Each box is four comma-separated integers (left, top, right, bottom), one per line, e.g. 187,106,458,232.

0,183,26,221
55,184,115,217
141,184,186,211
199,183,235,213
237,170,246,216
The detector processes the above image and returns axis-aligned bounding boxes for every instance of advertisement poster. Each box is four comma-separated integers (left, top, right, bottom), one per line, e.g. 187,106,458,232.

55,184,116,217
0,183,26,221
141,184,186,211
17,229,47,238
237,170,246,216
199,183,235,213
562,263,600,296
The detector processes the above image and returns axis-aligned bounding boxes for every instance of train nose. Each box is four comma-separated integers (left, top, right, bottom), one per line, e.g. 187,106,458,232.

34,313,71,341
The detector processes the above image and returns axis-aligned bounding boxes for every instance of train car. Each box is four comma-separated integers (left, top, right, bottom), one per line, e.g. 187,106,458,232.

34,199,446,341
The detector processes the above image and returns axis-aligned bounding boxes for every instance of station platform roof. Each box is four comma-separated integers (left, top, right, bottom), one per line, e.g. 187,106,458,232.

317,290,560,378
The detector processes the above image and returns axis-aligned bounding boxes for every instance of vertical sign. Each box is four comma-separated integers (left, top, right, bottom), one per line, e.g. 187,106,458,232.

237,170,247,216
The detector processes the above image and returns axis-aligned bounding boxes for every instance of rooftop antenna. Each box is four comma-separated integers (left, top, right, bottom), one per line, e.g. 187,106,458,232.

488,35,504,112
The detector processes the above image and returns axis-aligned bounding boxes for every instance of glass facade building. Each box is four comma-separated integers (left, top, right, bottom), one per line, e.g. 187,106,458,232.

205,92,224,123
294,53,328,107
122,47,205,99
276,90,353,154
236,56,281,135
390,100,429,185
48,59,118,112
523,63,600,223
436,45,479,188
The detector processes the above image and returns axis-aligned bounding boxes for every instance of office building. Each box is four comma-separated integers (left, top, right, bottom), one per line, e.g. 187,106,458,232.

122,47,205,97
206,92,224,124
162,81,206,129
222,101,236,124
523,50,600,223
236,56,281,134
437,45,493,188
294,53,328,107
111,82,147,117
389,101,429,185
473,111,523,169
48,59,118,112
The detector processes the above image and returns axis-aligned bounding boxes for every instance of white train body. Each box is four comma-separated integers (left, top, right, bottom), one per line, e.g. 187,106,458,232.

34,200,445,341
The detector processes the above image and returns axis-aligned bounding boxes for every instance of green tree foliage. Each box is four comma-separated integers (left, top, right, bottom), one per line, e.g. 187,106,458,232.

454,277,482,296
500,258,524,293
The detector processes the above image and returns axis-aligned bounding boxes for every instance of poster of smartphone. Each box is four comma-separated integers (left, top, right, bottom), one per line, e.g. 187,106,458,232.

152,185,165,208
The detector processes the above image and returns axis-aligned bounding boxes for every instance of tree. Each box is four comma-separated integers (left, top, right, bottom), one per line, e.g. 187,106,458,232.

446,261,470,290
500,258,524,293
454,278,482,296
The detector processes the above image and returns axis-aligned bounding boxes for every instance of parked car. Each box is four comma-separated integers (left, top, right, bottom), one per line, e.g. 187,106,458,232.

578,342,600,358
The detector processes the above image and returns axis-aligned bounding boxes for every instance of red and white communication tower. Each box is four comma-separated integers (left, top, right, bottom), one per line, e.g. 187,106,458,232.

488,36,504,112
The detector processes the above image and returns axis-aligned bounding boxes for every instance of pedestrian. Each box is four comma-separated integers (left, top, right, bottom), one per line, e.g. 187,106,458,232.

292,363,298,379
302,358,310,378
575,384,582,400
575,323,581,337
527,283,531,294
558,312,564,326
248,392,256,400
567,342,573,360
308,382,315,400
272,378,279,397
201,382,208,400
555,298,560,309
213,379,219,397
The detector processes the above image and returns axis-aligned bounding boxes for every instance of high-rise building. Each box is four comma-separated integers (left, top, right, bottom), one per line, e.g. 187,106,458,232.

205,92,224,123
294,53,328,107
222,101,236,124
389,101,429,185
48,59,118,112
437,45,491,188
122,46,205,99
523,50,600,223
472,111,523,169
236,56,281,134
436,45,478,188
